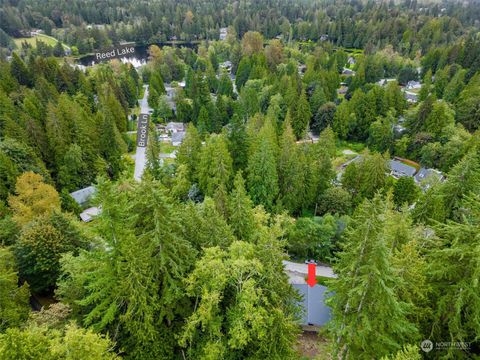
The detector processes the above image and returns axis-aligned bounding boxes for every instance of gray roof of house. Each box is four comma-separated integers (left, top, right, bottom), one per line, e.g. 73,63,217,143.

172,131,186,144
79,206,101,222
389,160,417,177
166,122,185,131
70,186,96,205
292,284,331,326
415,167,443,183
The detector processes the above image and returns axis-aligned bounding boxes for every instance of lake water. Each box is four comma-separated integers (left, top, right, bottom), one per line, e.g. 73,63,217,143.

77,42,198,67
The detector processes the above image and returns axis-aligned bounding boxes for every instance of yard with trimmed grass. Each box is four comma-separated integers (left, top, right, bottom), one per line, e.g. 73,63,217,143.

14,34,69,50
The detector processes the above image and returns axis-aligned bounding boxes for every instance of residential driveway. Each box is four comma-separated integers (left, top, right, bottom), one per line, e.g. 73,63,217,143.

283,260,336,285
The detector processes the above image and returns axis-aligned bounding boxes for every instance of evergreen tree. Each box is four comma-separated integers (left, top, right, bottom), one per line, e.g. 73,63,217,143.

196,105,209,136
198,134,233,197
329,195,418,359
57,179,195,359
145,122,161,179
247,134,279,210
333,100,354,139
455,74,480,131
419,69,432,102
149,71,166,95
309,85,326,115
291,89,311,139
227,114,249,171
425,194,480,358
217,72,233,97
228,172,255,241
393,176,419,206
58,144,87,191
235,57,251,90
53,41,65,57
180,198,235,251
176,123,201,182
312,102,336,135
10,53,32,87
278,119,304,214
98,116,123,179
342,151,387,205
147,87,159,108
101,87,127,133
367,112,394,153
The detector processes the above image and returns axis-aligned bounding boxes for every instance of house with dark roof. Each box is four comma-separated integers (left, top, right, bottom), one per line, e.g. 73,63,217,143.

283,261,335,328
70,186,96,207
414,168,445,189
172,131,186,146
389,160,417,178
293,284,331,326
404,90,419,103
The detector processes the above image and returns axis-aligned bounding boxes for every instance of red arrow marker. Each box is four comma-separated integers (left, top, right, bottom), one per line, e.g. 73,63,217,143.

306,263,317,287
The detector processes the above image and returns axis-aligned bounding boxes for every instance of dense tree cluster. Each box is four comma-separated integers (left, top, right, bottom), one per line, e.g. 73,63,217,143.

1,2,480,359
1,0,480,56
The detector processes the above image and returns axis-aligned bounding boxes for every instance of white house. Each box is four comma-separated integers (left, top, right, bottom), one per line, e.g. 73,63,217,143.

165,122,186,133
80,206,102,223
406,80,421,90
219,27,228,41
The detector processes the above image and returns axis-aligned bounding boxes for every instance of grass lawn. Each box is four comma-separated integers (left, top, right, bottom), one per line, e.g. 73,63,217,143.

332,153,357,169
160,141,177,154
335,140,365,156
303,275,334,287
14,34,68,49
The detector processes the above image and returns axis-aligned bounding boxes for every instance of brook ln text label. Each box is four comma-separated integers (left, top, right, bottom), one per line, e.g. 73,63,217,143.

136,114,149,148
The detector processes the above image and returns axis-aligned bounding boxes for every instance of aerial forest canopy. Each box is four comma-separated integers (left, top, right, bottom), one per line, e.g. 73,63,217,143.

1,0,480,55
0,0,480,359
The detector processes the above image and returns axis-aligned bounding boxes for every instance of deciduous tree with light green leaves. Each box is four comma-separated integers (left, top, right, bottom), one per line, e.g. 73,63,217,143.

0,323,120,360
0,247,30,331
179,240,299,360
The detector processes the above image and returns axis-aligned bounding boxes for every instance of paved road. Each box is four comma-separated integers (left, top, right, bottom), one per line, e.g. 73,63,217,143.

133,85,151,181
283,260,336,285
